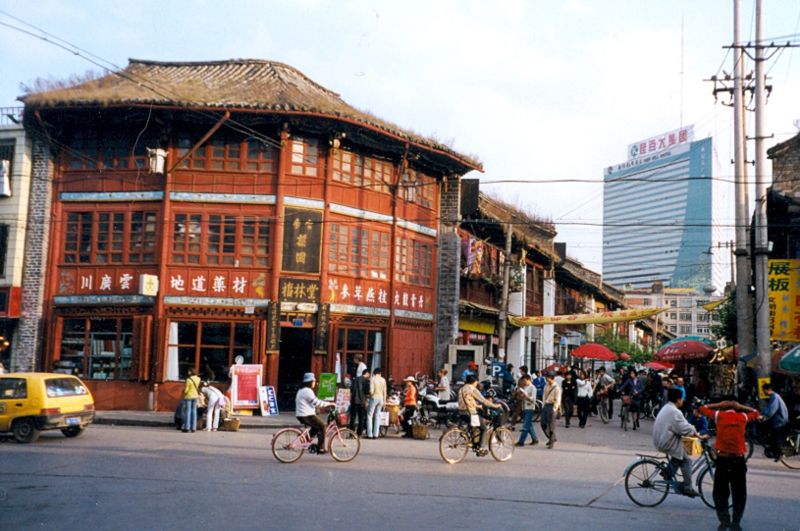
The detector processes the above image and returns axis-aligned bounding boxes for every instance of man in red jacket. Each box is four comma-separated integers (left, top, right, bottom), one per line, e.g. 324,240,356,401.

699,399,761,531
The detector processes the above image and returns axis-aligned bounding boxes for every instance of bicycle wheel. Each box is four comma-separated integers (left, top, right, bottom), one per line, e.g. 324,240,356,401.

271,428,305,463
744,438,754,461
328,428,361,462
599,400,610,424
439,428,469,464
621,405,629,431
489,427,514,462
780,433,800,470
625,458,670,507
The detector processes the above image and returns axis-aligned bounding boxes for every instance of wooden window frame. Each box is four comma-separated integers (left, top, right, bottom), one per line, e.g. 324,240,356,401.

171,211,271,267
56,317,134,381
64,133,148,171
63,209,159,265
328,223,389,279
167,320,254,381
289,136,320,177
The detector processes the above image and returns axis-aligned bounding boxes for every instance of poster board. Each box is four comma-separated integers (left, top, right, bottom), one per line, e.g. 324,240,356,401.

318,373,337,401
230,364,263,409
259,386,279,416
335,388,351,413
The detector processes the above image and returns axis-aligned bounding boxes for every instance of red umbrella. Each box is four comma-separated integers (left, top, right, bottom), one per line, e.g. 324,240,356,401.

655,340,714,362
619,352,631,361
541,363,564,374
571,342,617,361
645,360,674,371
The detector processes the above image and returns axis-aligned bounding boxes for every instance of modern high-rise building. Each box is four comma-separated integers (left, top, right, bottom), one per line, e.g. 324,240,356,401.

602,126,723,291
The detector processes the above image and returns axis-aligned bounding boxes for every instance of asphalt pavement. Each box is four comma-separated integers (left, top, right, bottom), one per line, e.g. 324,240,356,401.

2,412,798,531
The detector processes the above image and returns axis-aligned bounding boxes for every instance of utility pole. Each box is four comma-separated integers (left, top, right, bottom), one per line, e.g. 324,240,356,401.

497,222,513,360
732,0,755,371
753,0,771,378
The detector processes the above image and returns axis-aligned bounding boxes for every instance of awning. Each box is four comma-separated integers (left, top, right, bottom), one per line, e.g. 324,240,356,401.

509,307,668,326
459,318,496,335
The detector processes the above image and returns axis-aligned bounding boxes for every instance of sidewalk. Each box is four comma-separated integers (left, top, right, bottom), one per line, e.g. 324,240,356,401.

94,410,297,430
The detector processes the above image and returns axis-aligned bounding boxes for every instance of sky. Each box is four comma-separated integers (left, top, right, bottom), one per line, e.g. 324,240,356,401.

1,0,799,275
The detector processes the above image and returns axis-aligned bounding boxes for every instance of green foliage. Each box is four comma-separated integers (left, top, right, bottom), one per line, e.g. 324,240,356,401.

711,294,737,345
594,333,653,364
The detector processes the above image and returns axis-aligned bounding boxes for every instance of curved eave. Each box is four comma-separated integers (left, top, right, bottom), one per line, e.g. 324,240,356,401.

24,100,483,174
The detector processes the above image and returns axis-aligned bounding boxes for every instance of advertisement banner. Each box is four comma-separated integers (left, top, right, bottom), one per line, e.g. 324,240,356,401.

230,364,263,409
509,307,668,327
259,386,279,416
768,259,800,341
335,388,351,414
317,373,337,401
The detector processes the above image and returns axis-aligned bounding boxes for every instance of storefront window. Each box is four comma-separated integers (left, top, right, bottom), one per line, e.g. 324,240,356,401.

56,317,134,380
167,320,254,381
336,327,384,380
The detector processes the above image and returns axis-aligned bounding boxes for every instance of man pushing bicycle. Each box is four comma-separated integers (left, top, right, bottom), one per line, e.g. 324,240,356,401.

296,372,335,454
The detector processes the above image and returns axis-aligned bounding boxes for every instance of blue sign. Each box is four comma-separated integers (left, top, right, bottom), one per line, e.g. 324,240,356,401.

490,362,505,378
260,385,280,416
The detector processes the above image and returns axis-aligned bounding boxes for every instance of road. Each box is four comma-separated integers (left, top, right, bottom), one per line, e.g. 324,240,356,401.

1,416,798,531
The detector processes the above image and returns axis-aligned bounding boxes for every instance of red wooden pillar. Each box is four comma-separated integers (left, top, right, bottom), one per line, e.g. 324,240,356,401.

265,127,289,388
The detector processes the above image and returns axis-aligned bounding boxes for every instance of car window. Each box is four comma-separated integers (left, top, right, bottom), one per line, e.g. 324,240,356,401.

0,378,27,399
45,378,89,397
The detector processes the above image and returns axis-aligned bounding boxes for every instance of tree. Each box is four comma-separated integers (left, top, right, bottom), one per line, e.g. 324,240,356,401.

594,333,653,364
711,294,737,346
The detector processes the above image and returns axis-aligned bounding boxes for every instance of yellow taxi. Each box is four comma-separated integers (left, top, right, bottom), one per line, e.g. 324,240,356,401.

0,372,95,443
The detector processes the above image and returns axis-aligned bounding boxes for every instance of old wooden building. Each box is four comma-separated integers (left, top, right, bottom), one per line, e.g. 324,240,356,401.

19,59,479,409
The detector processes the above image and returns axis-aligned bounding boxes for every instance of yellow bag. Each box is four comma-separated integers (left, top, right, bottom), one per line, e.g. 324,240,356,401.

682,436,702,457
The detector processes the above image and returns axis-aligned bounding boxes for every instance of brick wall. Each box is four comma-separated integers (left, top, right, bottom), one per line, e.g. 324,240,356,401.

434,175,461,370
11,138,51,371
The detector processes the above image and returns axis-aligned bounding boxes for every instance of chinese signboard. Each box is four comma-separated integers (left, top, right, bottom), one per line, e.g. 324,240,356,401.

768,259,800,341
231,364,263,409
279,278,320,303
316,303,330,354
165,269,268,299
58,268,150,295
325,276,431,313
627,125,694,160
266,300,281,354
282,207,322,273
139,274,159,296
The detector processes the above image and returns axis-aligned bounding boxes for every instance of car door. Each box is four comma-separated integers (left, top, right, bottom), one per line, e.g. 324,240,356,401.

0,377,29,431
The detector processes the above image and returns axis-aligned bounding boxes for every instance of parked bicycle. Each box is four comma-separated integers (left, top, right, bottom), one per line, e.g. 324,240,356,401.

271,409,361,463
624,438,726,509
438,408,514,464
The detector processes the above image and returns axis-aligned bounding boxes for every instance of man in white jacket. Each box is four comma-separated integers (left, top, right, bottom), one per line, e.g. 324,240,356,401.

653,387,701,497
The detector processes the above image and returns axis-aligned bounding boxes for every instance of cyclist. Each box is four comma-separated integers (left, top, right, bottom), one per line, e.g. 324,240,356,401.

652,387,702,497
295,372,335,454
760,383,789,460
458,374,501,456
594,366,615,417
619,368,644,430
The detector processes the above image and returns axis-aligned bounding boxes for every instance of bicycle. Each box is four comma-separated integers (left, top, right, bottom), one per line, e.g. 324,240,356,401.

438,408,514,464
620,397,630,431
596,391,610,424
271,409,361,463
624,438,727,509
745,422,800,470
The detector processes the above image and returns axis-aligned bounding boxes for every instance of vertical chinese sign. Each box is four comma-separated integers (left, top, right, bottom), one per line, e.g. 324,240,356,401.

316,303,329,355
267,300,280,355
768,259,800,341
282,207,323,273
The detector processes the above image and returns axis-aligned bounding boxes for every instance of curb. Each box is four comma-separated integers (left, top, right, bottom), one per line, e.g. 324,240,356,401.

93,417,296,430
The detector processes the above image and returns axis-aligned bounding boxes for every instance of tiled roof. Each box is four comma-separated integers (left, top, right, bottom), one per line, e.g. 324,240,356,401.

21,59,480,171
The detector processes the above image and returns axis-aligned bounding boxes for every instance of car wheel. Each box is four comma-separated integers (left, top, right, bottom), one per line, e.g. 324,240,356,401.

13,418,41,443
61,427,85,438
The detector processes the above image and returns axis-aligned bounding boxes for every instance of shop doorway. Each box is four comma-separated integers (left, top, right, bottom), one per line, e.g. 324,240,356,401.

277,327,313,411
